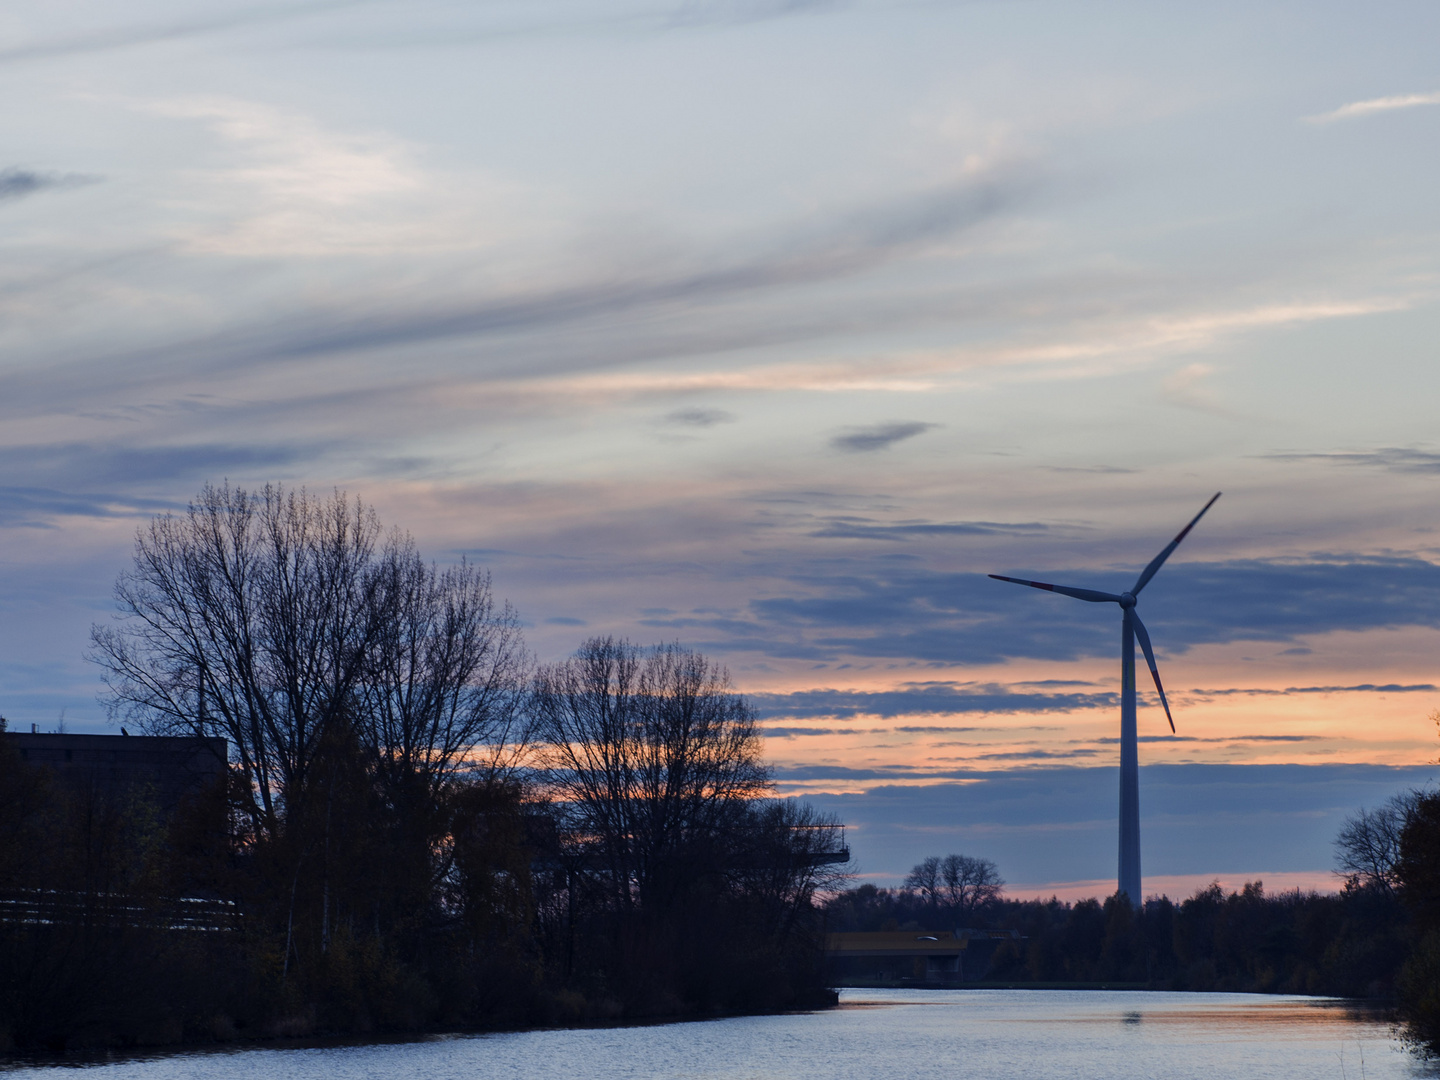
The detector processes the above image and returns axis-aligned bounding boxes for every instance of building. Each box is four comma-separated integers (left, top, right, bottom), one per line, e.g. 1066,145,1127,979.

1,731,227,816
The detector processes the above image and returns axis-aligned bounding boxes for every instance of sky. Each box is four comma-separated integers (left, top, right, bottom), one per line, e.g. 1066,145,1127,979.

4,0,1440,898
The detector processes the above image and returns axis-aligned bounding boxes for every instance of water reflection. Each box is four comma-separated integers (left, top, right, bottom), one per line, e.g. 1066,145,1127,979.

1,990,1429,1080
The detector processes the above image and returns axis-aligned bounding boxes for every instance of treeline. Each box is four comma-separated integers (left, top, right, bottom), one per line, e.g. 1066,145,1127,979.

826,877,1406,995
0,484,845,1052
830,782,1440,1049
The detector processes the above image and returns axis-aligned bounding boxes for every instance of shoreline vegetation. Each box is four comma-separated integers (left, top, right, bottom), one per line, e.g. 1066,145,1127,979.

0,485,846,1054
1,483,1438,1059
826,878,1408,996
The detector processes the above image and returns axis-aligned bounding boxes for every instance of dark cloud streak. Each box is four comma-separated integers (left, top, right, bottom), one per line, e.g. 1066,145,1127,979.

751,683,1121,719
0,168,97,202
809,517,1048,540
830,421,939,453
0,170,1036,423
0,487,174,528
1265,447,1440,474
717,556,1440,662
0,0,378,64
664,408,735,427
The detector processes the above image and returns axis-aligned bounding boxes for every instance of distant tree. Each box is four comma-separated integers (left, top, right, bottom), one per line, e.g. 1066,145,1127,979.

529,637,845,1013
940,853,1005,924
904,853,1003,925
357,536,531,809
1336,790,1421,896
727,798,849,941
905,856,943,911
531,637,769,911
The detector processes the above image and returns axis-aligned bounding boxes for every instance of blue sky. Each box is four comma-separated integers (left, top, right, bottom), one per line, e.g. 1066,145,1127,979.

4,0,1440,893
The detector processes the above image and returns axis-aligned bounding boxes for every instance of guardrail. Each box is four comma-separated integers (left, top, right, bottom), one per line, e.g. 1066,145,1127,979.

0,889,239,931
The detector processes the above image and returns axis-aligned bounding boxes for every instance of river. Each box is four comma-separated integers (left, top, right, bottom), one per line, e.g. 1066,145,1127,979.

2,990,1429,1079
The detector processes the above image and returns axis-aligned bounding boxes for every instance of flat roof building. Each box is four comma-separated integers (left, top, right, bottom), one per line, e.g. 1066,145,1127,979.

2,732,227,816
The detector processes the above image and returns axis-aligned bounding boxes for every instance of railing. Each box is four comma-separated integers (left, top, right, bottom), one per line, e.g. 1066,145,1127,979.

0,889,239,931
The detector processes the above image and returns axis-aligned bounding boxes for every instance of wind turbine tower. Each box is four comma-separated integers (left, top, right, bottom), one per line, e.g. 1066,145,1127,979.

990,494,1220,905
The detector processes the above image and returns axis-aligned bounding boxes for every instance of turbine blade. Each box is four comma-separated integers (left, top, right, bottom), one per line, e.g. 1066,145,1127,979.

1131,613,1175,733
988,575,1123,604
1132,492,1221,595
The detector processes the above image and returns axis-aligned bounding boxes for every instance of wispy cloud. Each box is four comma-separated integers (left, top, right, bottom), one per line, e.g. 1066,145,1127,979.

1095,734,1324,744
662,0,842,29
831,421,938,453
0,168,97,202
1307,91,1440,124
0,440,315,493
808,517,1047,540
0,1,377,65
1263,447,1440,474
38,165,1033,388
664,407,735,427
1191,683,1437,697
0,487,174,528
750,682,1121,719
760,726,843,737
669,555,1440,664
1160,361,1229,415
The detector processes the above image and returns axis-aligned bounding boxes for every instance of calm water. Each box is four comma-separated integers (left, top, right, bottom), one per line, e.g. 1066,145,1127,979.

4,990,1429,1079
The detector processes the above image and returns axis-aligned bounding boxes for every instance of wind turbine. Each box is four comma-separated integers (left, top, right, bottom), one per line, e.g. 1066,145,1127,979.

989,493,1220,905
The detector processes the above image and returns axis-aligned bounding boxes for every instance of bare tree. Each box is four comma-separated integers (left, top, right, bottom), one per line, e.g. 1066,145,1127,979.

725,798,849,941
940,853,1004,924
905,853,1004,925
1336,790,1422,896
90,483,381,839
357,536,531,809
91,483,532,840
905,856,943,910
531,638,769,910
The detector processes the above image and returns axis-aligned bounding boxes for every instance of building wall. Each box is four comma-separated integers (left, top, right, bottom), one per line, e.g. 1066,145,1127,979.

1,733,227,816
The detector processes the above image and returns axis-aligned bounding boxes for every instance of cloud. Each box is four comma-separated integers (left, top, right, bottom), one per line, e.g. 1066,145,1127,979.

670,555,1440,663
795,764,1438,886
1094,734,1324,744
1263,447,1440,474
0,440,315,495
830,421,939,453
0,168,96,202
750,683,1120,719
808,517,1048,540
147,96,436,257
1192,683,1437,697
0,487,174,528
664,407,735,427
662,0,841,29
21,166,1031,399
1159,362,1229,415
1044,465,1137,475
0,1,376,65
893,725,986,734
1307,91,1440,124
